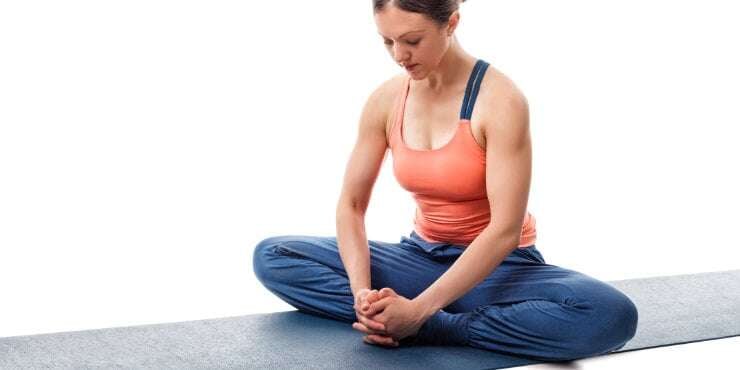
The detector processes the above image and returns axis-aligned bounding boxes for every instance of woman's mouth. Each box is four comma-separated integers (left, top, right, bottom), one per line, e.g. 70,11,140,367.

405,64,419,72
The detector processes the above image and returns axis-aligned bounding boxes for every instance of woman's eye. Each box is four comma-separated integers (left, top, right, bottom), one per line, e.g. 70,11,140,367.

383,39,420,46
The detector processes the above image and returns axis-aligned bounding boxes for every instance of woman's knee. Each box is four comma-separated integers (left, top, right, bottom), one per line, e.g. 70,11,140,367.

604,289,639,344
252,235,292,284
571,282,639,356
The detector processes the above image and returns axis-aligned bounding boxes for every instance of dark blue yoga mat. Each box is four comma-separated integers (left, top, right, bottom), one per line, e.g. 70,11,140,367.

1,269,739,369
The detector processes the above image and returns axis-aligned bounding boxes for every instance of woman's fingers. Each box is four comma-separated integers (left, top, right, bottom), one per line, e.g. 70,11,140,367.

360,293,381,313
358,287,392,310
355,289,378,311
352,321,383,336
364,334,399,347
353,294,398,347
358,313,385,332
364,296,393,317
366,290,381,303
355,301,385,331
352,321,373,335
355,289,394,324
356,292,386,324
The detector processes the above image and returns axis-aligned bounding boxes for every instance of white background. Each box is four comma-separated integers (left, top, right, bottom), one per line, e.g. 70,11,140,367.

1,1,738,368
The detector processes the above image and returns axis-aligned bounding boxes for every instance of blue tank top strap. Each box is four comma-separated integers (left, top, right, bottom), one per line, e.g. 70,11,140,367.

459,59,490,120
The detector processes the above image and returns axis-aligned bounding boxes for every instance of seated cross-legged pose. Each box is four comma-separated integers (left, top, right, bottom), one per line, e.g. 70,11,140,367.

253,0,638,362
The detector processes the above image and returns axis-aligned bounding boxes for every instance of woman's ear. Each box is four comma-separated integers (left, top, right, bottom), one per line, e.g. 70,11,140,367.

446,11,460,36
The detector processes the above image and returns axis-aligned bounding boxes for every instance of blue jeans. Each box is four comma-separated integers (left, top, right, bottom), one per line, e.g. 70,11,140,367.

252,230,638,361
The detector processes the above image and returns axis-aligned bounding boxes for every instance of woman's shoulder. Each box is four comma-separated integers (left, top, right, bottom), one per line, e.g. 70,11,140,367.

363,74,408,141
368,73,408,110
476,66,529,137
478,66,527,108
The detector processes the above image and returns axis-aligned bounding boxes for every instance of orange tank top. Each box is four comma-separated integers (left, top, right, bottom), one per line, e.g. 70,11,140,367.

388,59,537,248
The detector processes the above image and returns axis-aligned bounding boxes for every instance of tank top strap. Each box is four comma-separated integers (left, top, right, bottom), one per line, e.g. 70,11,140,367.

394,76,412,126
459,59,490,120
389,75,412,146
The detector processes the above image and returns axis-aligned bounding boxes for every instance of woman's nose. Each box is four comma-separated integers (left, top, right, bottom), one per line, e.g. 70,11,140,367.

392,45,409,64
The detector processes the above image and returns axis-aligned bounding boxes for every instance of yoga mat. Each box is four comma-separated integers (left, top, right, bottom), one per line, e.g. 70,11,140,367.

1,269,738,369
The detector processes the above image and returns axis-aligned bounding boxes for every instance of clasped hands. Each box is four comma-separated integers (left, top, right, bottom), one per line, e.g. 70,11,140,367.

352,287,430,347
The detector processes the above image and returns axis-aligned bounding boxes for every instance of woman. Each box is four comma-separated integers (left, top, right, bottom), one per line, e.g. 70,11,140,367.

253,0,638,362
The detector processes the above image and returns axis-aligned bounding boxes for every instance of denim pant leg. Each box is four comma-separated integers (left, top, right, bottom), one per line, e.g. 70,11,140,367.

403,232,638,362
253,231,638,361
251,233,446,323
461,261,638,361
252,234,357,322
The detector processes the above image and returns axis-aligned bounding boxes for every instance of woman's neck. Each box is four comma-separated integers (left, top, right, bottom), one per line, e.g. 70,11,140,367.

417,37,477,94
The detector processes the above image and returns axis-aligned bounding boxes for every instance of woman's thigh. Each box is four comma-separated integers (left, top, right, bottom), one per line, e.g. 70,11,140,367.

253,233,450,299
256,233,566,305
255,233,620,319
444,246,624,316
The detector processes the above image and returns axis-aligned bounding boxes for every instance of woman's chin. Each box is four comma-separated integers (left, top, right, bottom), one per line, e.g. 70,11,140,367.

407,69,424,79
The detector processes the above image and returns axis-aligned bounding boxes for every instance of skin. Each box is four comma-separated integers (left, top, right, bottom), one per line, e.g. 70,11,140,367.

348,3,533,347
353,288,398,346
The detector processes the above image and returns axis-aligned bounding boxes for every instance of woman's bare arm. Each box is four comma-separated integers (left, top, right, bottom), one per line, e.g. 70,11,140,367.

413,79,533,317
335,77,398,297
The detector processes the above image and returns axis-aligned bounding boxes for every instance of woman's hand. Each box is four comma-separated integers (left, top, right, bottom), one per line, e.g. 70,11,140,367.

353,288,399,347
361,287,429,341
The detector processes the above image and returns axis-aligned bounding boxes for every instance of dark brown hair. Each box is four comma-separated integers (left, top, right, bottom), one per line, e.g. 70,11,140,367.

372,0,466,26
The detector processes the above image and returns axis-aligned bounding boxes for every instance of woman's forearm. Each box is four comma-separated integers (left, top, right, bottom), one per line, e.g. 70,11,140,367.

413,225,521,318
336,206,372,296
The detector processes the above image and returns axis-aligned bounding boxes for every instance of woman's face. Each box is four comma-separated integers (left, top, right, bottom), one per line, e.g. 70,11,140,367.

374,5,457,79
